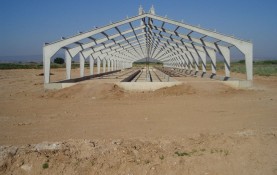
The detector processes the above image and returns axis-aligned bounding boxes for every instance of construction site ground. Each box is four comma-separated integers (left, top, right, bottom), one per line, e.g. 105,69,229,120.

0,67,276,175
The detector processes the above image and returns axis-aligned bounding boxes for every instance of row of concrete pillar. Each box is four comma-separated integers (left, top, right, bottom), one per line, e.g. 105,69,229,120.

65,52,132,79
163,49,231,78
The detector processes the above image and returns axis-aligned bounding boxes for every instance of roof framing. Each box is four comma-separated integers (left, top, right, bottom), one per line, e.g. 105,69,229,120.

43,6,253,84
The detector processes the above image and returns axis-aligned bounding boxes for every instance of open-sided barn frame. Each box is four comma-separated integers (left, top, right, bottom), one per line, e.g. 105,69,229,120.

43,6,253,84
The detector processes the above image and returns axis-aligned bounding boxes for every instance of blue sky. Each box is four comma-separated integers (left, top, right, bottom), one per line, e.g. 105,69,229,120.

0,0,277,60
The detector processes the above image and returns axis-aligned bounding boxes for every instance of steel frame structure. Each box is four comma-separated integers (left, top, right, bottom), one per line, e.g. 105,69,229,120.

43,6,253,84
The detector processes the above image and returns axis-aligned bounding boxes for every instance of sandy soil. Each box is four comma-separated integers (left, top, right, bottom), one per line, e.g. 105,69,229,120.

0,68,277,174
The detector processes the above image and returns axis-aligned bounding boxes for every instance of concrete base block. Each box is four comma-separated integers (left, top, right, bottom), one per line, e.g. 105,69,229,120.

115,82,183,92
44,83,76,90
223,80,252,89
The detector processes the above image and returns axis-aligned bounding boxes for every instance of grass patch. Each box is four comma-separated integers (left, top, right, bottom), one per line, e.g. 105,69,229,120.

231,62,277,76
175,151,190,157
210,149,230,156
0,63,88,70
159,155,164,160
174,148,206,157
206,60,277,76
0,63,64,69
42,163,49,169
254,60,277,65
0,63,43,69
144,160,150,164
224,150,229,156
253,65,277,76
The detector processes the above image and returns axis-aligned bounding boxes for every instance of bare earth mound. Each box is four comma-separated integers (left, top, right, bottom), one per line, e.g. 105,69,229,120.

1,131,277,175
0,69,277,174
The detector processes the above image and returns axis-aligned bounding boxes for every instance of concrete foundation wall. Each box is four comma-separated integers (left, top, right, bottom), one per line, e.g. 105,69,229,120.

44,83,76,90
223,80,253,89
115,82,183,92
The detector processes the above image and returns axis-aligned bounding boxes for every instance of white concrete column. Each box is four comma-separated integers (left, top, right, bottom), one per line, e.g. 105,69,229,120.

205,49,216,74
178,61,182,69
164,61,168,67
178,57,182,69
180,57,185,70
185,59,189,70
65,50,72,79
179,57,183,69
185,54,193,71
173,59,177,68
174,58,178,68
114,60,116,70
191,53,199,72
183,58,187,70
182,61,186,70
107,59,111,72
97,57,100,74
245,50,253,80
216,45,230,77
113,60,115,70
89,55,94,75
199,52,207,73
172,59,175,68
79,53,85,77
103,59,106,73
43,51,51,84
177,62,180,69
181,56,188,70
111,59,114,71
238,44,253,80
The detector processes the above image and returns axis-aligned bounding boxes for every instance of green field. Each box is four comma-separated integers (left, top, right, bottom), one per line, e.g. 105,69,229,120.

222,60,277,76
231,60,277,76
188,60,277,77
0,63,86,70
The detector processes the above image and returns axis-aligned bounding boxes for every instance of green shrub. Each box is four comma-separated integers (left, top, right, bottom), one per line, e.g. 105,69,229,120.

42,163,49,169
237,60,245,64
53,57,64,64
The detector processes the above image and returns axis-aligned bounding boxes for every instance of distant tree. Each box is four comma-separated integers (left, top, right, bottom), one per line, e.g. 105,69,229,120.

237,60,245,64
54,57,64,64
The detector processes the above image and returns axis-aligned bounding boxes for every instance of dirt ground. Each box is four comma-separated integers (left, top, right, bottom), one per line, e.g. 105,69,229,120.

0,68,277,175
